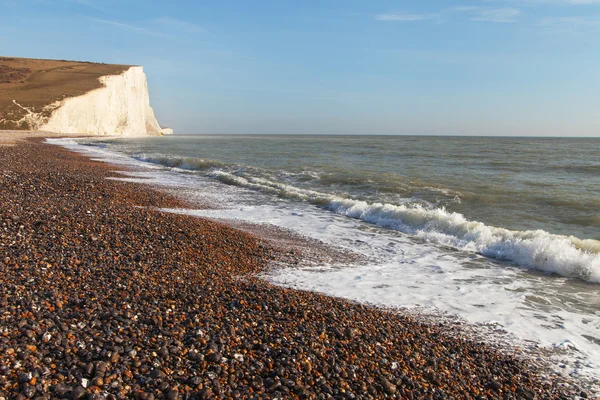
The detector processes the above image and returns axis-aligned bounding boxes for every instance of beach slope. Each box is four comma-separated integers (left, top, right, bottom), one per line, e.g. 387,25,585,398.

0,138,578,399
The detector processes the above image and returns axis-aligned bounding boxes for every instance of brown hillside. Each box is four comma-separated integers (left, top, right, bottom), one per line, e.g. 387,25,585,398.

0,57,130,130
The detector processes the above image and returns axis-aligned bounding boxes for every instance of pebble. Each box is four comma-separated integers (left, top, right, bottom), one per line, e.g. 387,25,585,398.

381,379,397,395
0,140,582,399
71,386,86,399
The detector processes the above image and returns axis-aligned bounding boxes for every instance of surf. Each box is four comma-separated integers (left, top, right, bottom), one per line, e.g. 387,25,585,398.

209,169,600,283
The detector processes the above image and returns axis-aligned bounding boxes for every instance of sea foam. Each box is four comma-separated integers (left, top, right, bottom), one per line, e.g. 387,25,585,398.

211,170,600,283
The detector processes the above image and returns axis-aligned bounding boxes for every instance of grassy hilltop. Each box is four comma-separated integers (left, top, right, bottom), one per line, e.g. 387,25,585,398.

0,57,129,130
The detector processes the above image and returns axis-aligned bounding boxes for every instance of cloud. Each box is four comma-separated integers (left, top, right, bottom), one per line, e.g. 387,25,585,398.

515,0,600,4
451,6,480,12
87,16,205,38
88,18,169,37
472,8,521,22
536,15,600,32
555,0,600,3
72,0,111,14
374,7,521,24
152,17,205,34
375,13,439,22
452,7,522,23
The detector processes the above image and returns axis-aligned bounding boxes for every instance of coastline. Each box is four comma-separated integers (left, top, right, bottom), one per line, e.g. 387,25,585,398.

0,130,90,146
0,137,583,399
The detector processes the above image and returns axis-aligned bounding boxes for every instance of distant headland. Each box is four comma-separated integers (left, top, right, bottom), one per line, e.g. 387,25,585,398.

0,57,171,136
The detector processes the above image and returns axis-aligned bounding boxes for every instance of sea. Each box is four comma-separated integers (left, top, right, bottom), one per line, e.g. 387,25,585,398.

48,135,600,390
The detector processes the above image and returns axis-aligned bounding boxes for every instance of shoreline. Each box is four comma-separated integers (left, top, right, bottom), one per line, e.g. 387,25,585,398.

0,131,109,149
0,137,584,399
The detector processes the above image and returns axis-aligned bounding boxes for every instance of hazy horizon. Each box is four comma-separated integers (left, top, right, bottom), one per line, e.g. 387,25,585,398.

167,132,600,138
2,0,600,137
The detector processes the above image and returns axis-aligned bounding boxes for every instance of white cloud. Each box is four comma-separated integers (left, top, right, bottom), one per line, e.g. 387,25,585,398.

375,7,521,24
536,15,600,31
556,0,600,4
152,17,205,34
72,0,111,14
472,8,521,22
89,18,169,37
88,16,205,37
375,13,439,22
451,6,522,23
515,0,600,4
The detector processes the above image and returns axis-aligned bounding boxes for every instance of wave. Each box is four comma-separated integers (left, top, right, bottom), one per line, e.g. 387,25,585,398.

137,154,462,204
49,139,600,283
135,155,322,184
211,171,333,205
211,170,600,283
549,164,600,175
135,154,225,171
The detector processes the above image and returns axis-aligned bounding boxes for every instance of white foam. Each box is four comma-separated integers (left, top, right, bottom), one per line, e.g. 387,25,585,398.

327,198,600,282
208,170,600,283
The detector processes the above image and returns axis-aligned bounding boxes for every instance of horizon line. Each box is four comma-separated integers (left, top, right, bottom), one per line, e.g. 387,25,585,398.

169,133,600,139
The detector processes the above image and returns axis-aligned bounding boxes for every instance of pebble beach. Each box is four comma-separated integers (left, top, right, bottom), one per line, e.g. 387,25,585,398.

0,138,584,399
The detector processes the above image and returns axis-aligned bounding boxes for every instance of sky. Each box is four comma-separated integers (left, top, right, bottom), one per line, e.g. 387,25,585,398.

1,0,600,136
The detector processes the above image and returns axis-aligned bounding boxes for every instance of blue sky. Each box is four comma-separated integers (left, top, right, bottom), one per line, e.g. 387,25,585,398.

1,0,600,136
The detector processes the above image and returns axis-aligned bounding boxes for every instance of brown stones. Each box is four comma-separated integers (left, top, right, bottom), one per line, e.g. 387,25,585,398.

91,377,103,387
381,378,397,395
109,352,119,364
71,386,86,399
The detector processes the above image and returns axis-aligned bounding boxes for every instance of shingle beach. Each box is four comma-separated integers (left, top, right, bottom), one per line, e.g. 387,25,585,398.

0,138,581,399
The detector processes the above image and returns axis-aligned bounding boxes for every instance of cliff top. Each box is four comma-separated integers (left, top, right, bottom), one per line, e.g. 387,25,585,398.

0,57,131,130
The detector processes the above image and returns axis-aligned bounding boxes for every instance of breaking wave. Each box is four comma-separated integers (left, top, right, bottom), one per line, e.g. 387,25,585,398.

135,154,225,170
211,170,600,283
59,144,600,284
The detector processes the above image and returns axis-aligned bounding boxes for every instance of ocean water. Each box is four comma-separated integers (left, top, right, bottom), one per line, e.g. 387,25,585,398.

48,135,600,389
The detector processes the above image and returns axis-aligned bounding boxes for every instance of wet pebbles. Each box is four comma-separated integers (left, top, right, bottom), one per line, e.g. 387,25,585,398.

0,140,579,399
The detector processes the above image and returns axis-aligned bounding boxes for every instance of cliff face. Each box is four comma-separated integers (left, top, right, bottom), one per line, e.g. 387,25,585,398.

40,66,166,136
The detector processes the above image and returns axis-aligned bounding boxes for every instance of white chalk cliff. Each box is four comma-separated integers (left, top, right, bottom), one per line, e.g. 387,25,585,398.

40,66,169,136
